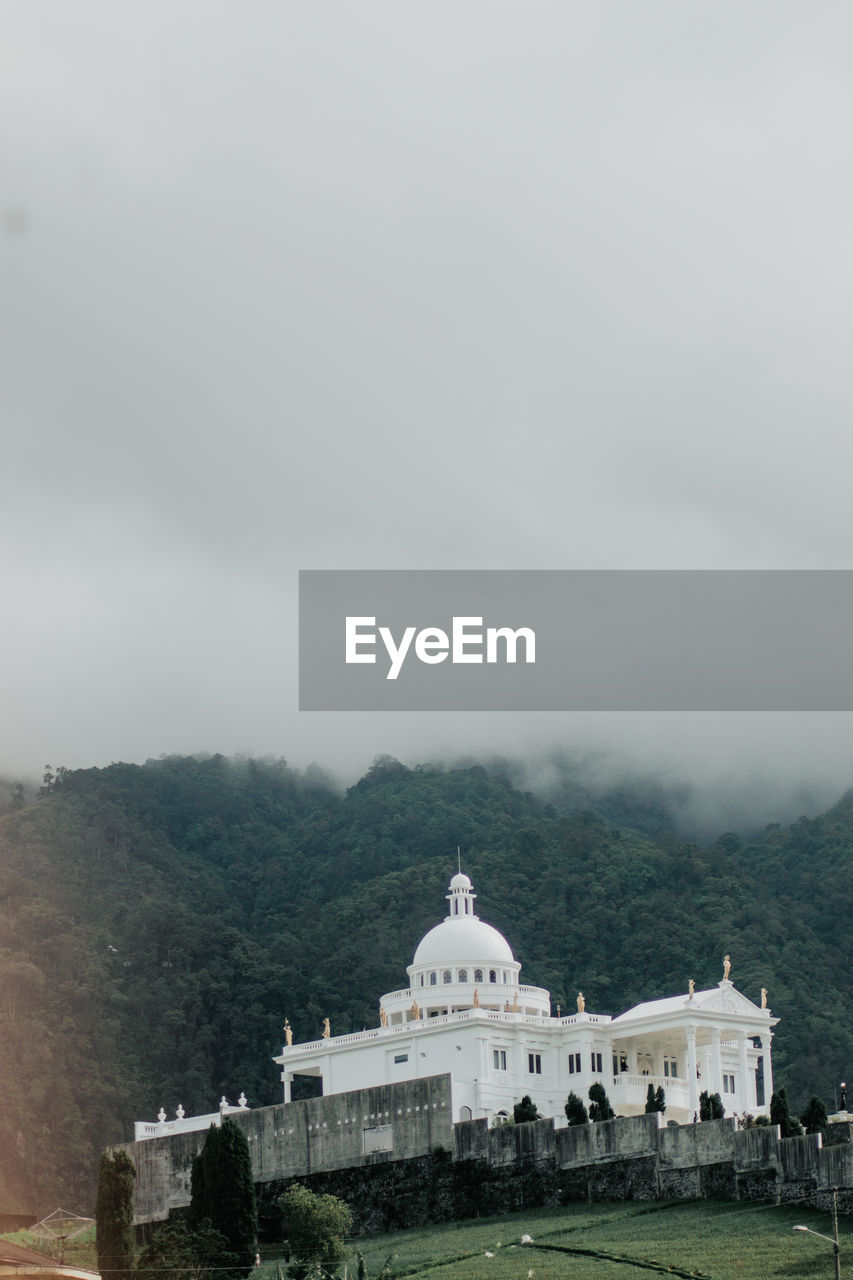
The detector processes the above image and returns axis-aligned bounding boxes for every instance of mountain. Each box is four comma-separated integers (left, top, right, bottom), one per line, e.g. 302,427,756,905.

0,753,850,1214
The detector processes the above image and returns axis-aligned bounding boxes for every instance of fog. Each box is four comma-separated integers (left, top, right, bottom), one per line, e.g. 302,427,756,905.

2,2,853,829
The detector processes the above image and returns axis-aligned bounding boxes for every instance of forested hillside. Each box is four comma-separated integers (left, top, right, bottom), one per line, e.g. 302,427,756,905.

0,754,850,1216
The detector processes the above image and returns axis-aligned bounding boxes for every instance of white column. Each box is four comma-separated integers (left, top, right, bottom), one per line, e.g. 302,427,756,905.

686,1026,698,1116
709,1028,722,1098
761,1033,773,1107
738,1034,750,1110
282,1072,293,1104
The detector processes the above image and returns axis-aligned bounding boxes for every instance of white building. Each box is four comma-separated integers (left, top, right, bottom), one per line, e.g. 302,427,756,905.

275,872,777,1126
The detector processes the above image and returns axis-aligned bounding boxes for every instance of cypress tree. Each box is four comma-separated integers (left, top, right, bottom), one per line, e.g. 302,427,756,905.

800,1095,828,1135
95,1149,136,1280
188,1119,257,1271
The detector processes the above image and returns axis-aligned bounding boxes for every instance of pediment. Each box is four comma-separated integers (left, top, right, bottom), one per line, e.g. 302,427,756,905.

696,983,764,1016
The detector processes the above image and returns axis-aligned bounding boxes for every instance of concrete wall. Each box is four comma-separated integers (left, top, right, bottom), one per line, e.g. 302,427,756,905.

116,1075,453,1225
120,1084,852,1231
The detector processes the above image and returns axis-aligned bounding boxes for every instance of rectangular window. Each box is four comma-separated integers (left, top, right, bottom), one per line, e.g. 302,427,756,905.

393,1053,408,1064
663,1056,679,1079
493,1049,507,1070
723,1073,735,1093
613,1054,619,1077
591,1052,602,1073
528,1053,542,1074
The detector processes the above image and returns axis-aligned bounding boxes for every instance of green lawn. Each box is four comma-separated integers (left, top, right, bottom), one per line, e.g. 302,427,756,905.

347,1199,845,1280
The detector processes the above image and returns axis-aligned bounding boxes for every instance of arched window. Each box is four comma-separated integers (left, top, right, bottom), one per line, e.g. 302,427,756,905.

459,1105,472,1122
489,969,497,983
430,971,437,985
419,974,424,986
458,968,468,983
443,969,452,984
474,968,483,983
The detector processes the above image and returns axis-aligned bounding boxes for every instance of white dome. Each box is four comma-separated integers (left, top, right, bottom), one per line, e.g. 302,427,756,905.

449,872,472,891
413,915,516,967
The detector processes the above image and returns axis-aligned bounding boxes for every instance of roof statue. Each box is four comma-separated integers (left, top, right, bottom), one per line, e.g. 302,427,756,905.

688,978,695,999
761,988,767,1009
577,992,585,1013
723,954,731,981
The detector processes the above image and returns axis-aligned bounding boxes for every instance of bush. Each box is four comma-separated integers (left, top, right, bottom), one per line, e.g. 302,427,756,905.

513,1095,540,1124
565,1091,589,1126
588,1083,614,1123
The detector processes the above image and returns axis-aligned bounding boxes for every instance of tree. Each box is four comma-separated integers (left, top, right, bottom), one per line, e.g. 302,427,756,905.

644,1083,666,1114
770,1088,805,1137
188,1119,257,1271
588,1082,614,1123
699,1090,725,1121
278,1183,352,1279
95,1149,135,1280
513,1095,540,1124
564,1091,589,1126
800,1095,828,1135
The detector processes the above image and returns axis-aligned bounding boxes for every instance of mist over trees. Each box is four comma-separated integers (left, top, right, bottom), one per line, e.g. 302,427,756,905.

0,751,850,1212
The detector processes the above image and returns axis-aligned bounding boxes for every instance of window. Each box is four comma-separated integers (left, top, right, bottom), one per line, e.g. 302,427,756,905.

429,972,437,986
443,969,452,984
493,1049,507,1070
568,1052,581,1074
458,968,468,983
419,974,424,986
723,1073,736,1093
474,968,483,983
503,970,508,983
528,1053,542,1074
663,1057,679,1079
394,1053,408,1064
590,1052,602,1073
489,969,497,983
613,1054,620,1077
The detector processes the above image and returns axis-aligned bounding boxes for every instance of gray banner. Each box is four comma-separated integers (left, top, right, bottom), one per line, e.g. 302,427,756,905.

298,570,853,710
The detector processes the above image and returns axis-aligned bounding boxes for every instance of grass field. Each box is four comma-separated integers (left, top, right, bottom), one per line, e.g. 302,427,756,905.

4,1198,845,1280
347,1199,845,1280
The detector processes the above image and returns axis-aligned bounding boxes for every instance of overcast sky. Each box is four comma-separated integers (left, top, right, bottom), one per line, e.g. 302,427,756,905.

3,2,853,822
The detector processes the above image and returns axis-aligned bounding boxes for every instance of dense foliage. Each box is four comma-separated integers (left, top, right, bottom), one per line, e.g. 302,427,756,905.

0,752,850,1212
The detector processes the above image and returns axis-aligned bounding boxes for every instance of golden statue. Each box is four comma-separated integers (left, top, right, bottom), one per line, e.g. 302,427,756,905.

379,1006,388,1027
577,992,585,1013
410,999,420,1020
473,986,480,1008
760,987,768,1010
512,991,519,1012
283,1018,293,1046
688,979,695,999
322,1017,330,1039
723,954,731,982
